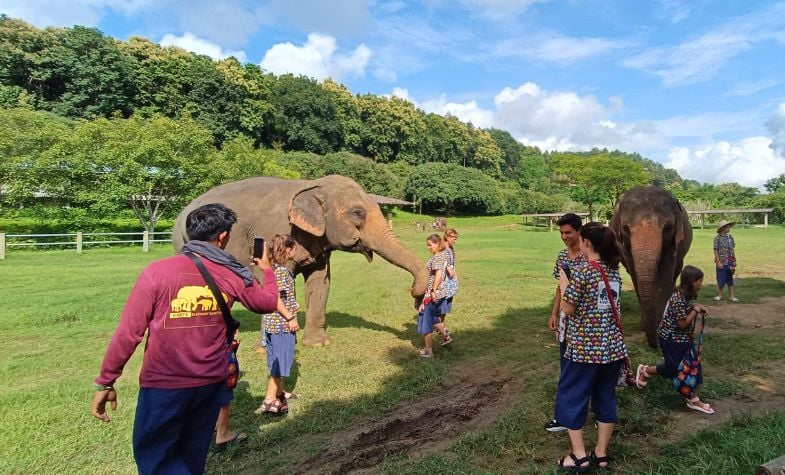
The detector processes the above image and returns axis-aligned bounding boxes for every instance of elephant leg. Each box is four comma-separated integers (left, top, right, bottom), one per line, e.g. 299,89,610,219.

301,253,332,347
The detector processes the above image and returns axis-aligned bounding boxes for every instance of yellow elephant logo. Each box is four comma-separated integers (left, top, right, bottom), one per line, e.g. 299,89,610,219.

169,285,227,318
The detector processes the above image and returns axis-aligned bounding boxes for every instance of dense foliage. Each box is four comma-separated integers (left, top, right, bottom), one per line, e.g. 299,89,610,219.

1,15,782,228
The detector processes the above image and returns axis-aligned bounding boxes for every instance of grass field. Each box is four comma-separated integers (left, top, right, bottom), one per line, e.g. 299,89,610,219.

1,213,784,474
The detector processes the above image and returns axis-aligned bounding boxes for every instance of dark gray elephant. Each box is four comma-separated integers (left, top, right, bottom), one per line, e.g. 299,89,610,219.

173,175,428,346
610,185,692,348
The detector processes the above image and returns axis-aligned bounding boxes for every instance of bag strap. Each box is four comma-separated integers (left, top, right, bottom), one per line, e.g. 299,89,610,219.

589,260,625,338
694,311,706,357
184,252,235,345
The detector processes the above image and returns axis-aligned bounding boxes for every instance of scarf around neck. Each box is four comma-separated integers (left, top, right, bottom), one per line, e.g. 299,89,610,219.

181,240,254,286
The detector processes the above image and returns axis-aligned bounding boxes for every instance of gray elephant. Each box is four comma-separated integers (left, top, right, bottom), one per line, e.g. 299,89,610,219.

610,185,692,348
173,175,428,346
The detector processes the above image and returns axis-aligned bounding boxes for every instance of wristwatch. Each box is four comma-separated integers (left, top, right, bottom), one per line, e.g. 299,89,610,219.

94,383,114,391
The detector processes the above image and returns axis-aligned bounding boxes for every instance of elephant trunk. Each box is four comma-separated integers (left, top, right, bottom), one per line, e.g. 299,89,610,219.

630,224,665,348
363,211,428,299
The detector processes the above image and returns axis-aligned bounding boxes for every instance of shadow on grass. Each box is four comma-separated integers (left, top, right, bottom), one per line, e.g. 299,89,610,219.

703,276,785,304
210,283,785,475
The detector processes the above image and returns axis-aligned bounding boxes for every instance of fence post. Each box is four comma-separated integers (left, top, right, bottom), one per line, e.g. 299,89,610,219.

143,231,149,252
76,232,83,254
0,233,5,260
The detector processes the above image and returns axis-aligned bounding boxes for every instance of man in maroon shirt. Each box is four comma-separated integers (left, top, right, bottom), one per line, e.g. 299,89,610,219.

91,203,278,474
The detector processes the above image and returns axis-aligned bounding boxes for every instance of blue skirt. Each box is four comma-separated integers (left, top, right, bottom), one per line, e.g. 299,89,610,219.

417,300,442,334
438,297,453,315
266,331,296,377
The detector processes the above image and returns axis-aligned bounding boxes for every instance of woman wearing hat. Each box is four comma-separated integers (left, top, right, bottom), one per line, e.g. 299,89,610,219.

713,220,738,302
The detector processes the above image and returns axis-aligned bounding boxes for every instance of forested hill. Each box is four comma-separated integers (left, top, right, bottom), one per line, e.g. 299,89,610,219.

2,16,782,225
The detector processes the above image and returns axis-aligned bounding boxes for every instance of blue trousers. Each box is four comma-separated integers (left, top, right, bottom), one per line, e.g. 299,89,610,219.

133,381,224,475
555,359,622,430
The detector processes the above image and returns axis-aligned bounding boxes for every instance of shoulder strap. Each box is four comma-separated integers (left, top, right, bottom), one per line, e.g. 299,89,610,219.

695,311,706,356
589,260,625,338
184,252,235,345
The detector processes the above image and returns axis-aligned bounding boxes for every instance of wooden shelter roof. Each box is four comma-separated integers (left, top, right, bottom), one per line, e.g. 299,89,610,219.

369,194,414,206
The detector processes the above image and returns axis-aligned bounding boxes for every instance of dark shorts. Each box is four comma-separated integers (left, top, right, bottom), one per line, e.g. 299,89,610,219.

716,264,734,288
417,300,442,334
438,297,453,315
266,331,296,378
555,359,622,430
657,337,703,385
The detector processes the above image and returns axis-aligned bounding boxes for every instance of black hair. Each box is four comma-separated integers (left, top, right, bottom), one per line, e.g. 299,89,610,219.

678,265,704,300
186,203,238,242
556,213,582,231
580,222,620,269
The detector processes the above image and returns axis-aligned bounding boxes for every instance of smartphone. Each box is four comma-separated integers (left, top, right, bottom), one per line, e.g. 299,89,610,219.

252,237,265,259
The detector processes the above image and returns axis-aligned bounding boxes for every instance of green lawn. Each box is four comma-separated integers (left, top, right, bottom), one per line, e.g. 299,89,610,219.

1,214,784,474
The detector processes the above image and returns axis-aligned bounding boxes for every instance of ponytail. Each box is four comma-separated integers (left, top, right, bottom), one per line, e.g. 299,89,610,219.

580,222,620,269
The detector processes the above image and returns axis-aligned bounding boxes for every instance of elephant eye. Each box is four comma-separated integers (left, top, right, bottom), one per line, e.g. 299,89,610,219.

349,207,366,225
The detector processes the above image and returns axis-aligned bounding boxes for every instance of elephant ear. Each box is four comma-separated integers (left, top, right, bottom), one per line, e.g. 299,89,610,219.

289,185,326,236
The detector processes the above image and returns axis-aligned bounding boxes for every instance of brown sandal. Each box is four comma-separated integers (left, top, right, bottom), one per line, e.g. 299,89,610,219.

254,398,288,415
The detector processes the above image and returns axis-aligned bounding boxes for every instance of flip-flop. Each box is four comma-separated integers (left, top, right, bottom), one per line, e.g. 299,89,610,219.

284,391,301,400
686,399,715,415
635,364,648,389
214,432,247,451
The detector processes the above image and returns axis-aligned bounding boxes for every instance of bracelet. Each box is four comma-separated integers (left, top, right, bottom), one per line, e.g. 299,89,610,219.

284,316,294,322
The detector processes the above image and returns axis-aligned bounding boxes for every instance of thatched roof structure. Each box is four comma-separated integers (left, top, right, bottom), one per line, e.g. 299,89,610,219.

369,193,414,206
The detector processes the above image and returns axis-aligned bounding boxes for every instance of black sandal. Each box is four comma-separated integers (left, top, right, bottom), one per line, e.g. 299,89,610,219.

558,453,592,473
591,451,614,469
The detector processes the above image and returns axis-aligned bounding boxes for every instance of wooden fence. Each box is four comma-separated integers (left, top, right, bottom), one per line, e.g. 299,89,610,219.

0,231,172,260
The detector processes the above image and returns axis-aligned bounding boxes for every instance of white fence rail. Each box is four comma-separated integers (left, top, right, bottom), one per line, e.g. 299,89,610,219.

0,231,172,260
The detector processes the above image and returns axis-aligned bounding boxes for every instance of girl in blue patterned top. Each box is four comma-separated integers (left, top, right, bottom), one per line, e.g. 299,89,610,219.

637,265,713,414
256,234,301,415
417,234,452,357
555,222,626,471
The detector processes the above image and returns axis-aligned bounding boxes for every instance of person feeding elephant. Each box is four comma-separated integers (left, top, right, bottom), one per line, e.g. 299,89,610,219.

417,234,453,357
555,222,627,471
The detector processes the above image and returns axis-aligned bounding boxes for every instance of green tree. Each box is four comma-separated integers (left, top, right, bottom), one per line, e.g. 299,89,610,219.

0,108,72,210
764,174,785,193
54,115,217,232
266,74,340,154
405,163,501,214
32,25,137,118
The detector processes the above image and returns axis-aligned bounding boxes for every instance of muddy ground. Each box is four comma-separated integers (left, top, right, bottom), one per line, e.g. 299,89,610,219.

282,297,785,474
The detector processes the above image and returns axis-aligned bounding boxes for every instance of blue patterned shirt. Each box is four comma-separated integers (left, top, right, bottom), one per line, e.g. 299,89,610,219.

562,261,628,364
552,248,587,280
262,263,299,334
657,290,695,343
713,234,735,266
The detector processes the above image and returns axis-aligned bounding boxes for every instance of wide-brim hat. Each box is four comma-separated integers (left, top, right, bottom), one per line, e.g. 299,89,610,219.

716,220,735,233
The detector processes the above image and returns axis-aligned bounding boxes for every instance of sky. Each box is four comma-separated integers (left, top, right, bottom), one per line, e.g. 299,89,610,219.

3,0,785,189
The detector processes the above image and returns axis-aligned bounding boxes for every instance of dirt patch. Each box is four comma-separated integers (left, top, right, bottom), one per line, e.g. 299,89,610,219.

707,296,785,334
288,367,522,475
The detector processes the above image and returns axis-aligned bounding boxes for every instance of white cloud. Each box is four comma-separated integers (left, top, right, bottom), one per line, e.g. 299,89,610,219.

766,102,785,157
420,95,495,128
494,33,627,64
459,0,546,19
665,137,785,189
160,32,247,62
658,0,694,23
391,87,411,101
724,79,780,98
624,3,785,86
1,0,153,28
260,33,371,81
265,0,370,36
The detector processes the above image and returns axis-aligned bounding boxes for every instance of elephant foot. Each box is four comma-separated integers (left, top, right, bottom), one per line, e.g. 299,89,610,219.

302,329,332,347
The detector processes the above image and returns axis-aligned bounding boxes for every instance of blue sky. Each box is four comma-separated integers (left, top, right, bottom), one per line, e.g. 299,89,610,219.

3,0,785,189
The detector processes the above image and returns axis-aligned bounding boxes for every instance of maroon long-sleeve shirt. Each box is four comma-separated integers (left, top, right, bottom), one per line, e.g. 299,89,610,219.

95,254,278,389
